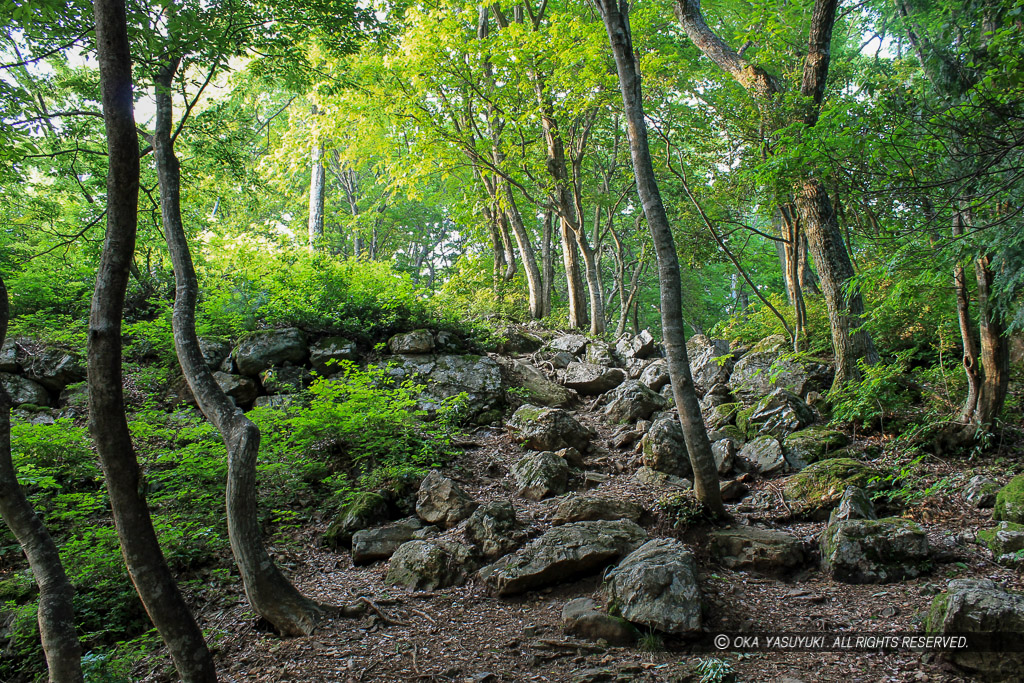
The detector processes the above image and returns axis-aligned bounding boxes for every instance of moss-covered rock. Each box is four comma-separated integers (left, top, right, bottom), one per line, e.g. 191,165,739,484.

324,492,390,548
993,475,1024,523
782,426,850,470
782,458,879,520
976,521,1024,557
706,401,740,429
820,517,930,583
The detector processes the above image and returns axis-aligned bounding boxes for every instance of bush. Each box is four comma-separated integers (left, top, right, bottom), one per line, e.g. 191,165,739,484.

829,351,919,431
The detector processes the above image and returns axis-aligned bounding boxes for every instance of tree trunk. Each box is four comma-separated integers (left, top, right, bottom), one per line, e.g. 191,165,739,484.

308,107,325,250
89,6,216,679
154,61,322,637
561,218,588,329
951,210,981,420
1,276,83,683
972,254,1009,430
596,0,724,516
501,182,544,318
778,204,808,349
541,209,554,318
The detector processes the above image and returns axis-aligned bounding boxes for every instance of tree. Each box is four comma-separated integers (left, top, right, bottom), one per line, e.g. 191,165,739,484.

88,0,217,679
594,0,724,516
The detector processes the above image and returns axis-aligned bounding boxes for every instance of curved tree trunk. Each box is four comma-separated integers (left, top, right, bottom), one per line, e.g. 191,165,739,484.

0,277,83,683
596,0,724,516
154,62,322,637
89,4,217,679
501,181,544,318
541,209,554,318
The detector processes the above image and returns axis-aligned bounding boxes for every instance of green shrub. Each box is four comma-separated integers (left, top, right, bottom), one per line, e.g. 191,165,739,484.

829,351,919,431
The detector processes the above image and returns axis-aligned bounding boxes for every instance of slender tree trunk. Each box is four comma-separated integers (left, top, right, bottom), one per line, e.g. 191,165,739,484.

778,204,808,348
154,62,322,637
1,277,82,683
541,209,554,318
561,218,587,329
596,0,723,516
951,210,981,420
308,107,325,250
501,183,544,318
89,6,216,679
972,254,1009,429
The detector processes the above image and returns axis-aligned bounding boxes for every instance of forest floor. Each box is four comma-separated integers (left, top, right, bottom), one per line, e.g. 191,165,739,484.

134,378,1022,683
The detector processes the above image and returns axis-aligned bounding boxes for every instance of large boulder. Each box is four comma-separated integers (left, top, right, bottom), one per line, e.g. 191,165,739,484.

0,373,51,406
21,348,85,392
511,451,569,501
605,538,702,634
561,598,638,646
712,439,737,475
640,416,692,479
497,358,574,408
994,475,1024,523
820,517,930,583
212,371,258,407
380,354,504,414
324,492,391,548
198,338,232,370
629,330,657,359
351,517,430,565
736,436,785,475
923,579,1024,681
310,336,358,375
585,341,616,367
385,539,473,591
508,405,594,452
0,339,19,372
464,501,524,559
707,526,805,576
603,380,666,424
415,470,477,528
638,360,669,392
686,335,734,398
492,326,544,354
728,336,810,404
477,520,647,596
744,389,815,439
549,334,589,355
828,486,876,524
548,494,644,526
388,329,434,354
562,362,625,395
782,458,880,520
963,475,1000,509
234,328,308,376
782,426,850,470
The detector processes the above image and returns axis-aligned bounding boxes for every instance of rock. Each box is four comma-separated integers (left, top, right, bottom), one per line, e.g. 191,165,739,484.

234,328,308,376
963,475,1000,509
0,373,50,406
0,339,19,372
386,539,472,590
994,475,1024,523
583,472,609,488
782,426,850,470
548,494,643,525
498,357,574,408
705,402,740,430
585,341,616,366
21,348,85,392
464,501,523,559
603,380,666,424
737,436,785,475
711,439,736,475
198,338,231,370
324,492,390,548
821,517,930,583
745,389,815,439
511,451,569,501
634,467,692,490
561,598,637,646
252,395,294,409
478,520,647,596
708,526,805,576
719,478,748,502
380,354,504,414
416,470,477,528
259,366,310,394
923,579,1024,681
640,416,692,478
388,329,435,354
310,336,358,375
686,335,734,398
492,326,544,354
728,338,811,403
782,458,880,520
549,351,576,369
212,371,258,407
549,334,589,355
508,405,594,452
556,447,586,469
976,521,1024,557
630,330,657,359
58,383,89,417
638,360,669,392
563,362,625,395
828,486,876,524
351,517,426,564
606,538,702,634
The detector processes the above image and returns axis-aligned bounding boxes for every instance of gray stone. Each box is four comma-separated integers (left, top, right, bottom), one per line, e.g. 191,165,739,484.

512,451,569,501
549,334,589,355
705,402,740,430
21,348,85,392
828,486,876,525
634,467,692,490
498,357,574,408
686,335,734,398
259,365,310,394
963,475,1000,509
252,395,294,409
0,372,50,406
728,338,811,404
606,538,702,634
386,539,472,590
638,359,669,392
549,351,576,369
212,371,258,407
324,492,390,548
630,330,657,359
234,328,308,376
737,436,785,475
719,478,749,502
416,470,477,528
478,520,647,596
923,580,1024,681
0,339,19,372
976,521,1024,558
563,362,625,395
464,501,523,559
561,598,637,646
388,329,434,354
782,458,880,520
708,526,805,576
310,336,358,375
556,447,586,469
380,354,504,414
640,416,692,478
351,517,425,564
821,517,930,583
548,494,643,525
603,380,666,424
746,389,815,439
711,439,736,475
508,405,594,452
782,426,850,470
198,338,231,370
585,341,616,367
492,326,544,354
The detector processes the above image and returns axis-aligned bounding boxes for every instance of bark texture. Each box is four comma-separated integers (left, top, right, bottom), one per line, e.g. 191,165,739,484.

89,2,217,679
